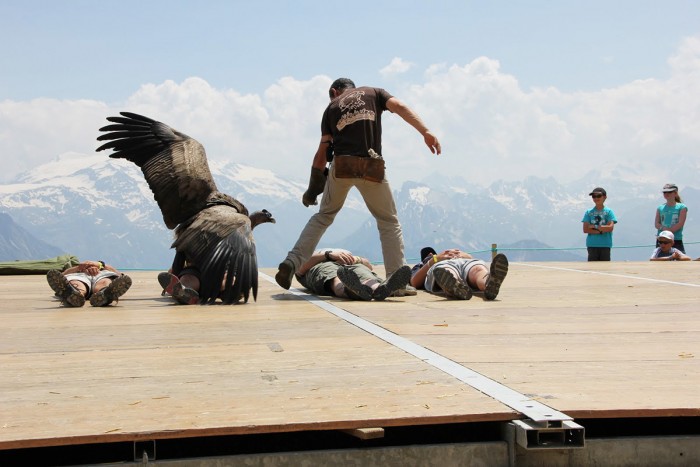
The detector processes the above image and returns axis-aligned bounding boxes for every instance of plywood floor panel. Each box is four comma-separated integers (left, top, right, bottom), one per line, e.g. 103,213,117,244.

341,261,700,421
0,271,512,449
1,261,698,450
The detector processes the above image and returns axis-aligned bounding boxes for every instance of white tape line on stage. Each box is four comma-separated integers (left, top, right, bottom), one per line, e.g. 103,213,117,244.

261,272,570,423
518,262,700,287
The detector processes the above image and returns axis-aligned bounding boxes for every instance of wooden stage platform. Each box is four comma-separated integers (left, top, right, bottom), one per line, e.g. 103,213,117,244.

0,261,699,465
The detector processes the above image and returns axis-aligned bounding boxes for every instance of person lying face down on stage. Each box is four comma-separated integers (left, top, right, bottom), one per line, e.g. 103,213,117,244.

410,247,509,300
157,210,276,305
47,260,132,307
295,248,411,301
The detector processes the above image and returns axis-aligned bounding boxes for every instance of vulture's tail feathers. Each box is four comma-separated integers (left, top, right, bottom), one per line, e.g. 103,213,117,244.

198,235,258,305
198,245,234,304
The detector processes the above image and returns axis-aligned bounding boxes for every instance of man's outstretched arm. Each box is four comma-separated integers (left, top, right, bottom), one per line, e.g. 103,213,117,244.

386,97,441,155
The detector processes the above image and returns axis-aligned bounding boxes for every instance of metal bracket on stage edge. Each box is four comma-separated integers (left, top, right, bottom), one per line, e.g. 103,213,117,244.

134,440,156,462
511,419,585,449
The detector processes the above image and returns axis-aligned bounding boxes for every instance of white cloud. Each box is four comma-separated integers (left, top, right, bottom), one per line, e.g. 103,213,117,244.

380,57,415,77
1,36,699,189
383,39,700,187
0,75,332,185
0,98,109,184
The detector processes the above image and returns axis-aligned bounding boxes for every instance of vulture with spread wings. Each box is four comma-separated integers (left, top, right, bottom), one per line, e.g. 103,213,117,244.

96,112,275,304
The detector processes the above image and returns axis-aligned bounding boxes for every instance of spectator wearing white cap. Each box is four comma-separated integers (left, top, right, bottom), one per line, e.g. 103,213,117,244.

655,183,688,253
650,231,691,261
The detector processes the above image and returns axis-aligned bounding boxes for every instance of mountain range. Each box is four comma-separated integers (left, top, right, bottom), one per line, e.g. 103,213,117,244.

0,152,697,268
0,212,63,261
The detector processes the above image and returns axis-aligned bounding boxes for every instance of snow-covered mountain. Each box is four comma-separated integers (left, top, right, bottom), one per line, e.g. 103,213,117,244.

0,153,368,268
0,212,63,261
0,153,697,268
343,172,699,263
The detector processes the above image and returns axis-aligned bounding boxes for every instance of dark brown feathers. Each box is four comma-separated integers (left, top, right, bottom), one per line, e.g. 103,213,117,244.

97,112,274,304
97,112,218,229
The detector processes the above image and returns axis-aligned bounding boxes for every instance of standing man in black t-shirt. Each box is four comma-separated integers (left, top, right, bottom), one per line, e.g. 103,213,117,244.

275,78,441,291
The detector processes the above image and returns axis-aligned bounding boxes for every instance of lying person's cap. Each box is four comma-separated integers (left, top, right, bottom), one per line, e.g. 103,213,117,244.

420,247,437,261
589,187,606,196
658,230,675,241
662,183,678,193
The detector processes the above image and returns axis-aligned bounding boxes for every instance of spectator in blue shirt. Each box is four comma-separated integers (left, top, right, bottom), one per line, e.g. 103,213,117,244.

654,183,688,253
582,187,618,261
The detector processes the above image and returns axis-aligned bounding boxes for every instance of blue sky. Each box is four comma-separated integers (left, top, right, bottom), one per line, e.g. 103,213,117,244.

1,0,699,187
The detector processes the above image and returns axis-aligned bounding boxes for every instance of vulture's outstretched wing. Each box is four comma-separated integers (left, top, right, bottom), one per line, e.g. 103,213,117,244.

96,112,218,229
97,112,267,304
173,205,257,304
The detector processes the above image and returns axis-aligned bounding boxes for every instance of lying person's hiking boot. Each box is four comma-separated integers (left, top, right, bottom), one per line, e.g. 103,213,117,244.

372,265,412,301
337,266,373,301
64,288,86,307
158,272,179,296
433,268,472,300
389,284,418,297
47,269,86,307
484,253,509,300
89,274,133,307
172,281,200,305
46,269,64,296
275,259,295,290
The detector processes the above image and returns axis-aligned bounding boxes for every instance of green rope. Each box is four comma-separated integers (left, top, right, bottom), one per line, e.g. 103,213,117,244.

490,240,699,254
395,240,700,264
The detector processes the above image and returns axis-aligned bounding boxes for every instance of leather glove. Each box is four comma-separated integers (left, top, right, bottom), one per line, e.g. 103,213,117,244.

302,167,327,207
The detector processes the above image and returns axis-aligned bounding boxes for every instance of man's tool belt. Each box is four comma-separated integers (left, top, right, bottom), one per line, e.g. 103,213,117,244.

333,156,385,183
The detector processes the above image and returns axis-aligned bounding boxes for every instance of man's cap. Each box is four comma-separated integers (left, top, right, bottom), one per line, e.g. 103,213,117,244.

420,247,437,261
658,230,675,241
662,183,678,193
589,187,607,196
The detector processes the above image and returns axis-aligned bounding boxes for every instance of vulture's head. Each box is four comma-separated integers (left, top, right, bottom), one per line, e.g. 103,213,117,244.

250,209,276,229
